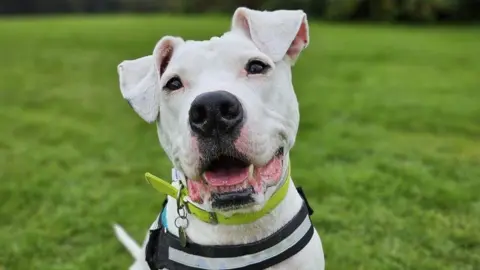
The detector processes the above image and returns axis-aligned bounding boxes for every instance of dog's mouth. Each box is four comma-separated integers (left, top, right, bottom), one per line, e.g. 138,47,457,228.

187,147,285,210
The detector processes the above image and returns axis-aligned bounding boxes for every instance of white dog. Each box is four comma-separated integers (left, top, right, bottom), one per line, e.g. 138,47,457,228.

113,7,325,270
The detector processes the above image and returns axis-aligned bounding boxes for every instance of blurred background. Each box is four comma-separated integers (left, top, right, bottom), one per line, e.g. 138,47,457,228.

1,0,480,22
0,0,479,270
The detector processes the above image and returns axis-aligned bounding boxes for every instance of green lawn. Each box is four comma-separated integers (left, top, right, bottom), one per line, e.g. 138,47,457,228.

0,15,479,270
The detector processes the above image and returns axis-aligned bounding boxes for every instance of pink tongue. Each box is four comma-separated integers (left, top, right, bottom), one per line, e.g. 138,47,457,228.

204,168,249,187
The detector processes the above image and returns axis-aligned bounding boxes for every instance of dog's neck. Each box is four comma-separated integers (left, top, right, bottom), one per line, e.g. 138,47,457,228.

164,178,303,246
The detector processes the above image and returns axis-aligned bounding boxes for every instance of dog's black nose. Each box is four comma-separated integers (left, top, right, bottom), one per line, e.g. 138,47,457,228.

189,90,244,137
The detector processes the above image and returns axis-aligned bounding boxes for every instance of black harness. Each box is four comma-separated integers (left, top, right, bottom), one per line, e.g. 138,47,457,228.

145,187,314,270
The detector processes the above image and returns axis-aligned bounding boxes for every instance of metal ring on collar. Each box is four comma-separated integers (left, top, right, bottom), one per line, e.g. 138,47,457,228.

174,216,189,229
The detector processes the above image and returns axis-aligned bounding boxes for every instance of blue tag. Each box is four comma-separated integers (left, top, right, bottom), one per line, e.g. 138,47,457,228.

161,208,168,229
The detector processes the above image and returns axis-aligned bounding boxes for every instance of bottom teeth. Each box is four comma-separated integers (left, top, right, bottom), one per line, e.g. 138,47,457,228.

212,181,250,193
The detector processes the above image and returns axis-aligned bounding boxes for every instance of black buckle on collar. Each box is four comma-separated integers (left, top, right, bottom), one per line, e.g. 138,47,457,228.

208,212,218,224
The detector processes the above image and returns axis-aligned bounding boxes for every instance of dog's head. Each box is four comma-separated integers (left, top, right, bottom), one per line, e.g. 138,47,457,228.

118,8,309,214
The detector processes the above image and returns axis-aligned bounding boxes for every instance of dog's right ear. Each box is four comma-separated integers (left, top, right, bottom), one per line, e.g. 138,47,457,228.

118,55,158,123
117,36,184,123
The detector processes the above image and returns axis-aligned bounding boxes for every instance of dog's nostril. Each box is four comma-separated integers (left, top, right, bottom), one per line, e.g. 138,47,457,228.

220,101,240,120
191,105,207,124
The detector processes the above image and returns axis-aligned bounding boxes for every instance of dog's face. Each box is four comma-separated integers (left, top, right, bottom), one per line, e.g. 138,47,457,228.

118,8,309,213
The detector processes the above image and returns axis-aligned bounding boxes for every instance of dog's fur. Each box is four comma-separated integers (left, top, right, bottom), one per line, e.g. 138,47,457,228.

114,7,325,270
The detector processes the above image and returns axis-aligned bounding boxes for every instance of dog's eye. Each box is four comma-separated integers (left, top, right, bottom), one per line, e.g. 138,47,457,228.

245,60,270,75
164,76,183,91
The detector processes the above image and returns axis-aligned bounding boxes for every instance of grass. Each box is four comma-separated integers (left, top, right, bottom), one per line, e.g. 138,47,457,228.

0,14,479,270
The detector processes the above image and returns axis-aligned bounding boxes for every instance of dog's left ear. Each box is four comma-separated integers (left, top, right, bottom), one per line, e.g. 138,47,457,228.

231,7,309,65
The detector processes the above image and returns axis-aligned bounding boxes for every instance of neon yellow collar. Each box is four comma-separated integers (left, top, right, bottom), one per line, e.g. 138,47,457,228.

144,164,291,225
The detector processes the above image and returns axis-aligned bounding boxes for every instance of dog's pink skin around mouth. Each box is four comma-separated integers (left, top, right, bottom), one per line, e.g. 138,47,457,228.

187,156,283,203
233,127,250,155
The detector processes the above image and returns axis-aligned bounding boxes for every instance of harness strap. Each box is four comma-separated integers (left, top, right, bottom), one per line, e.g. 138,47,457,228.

146,188,314,270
